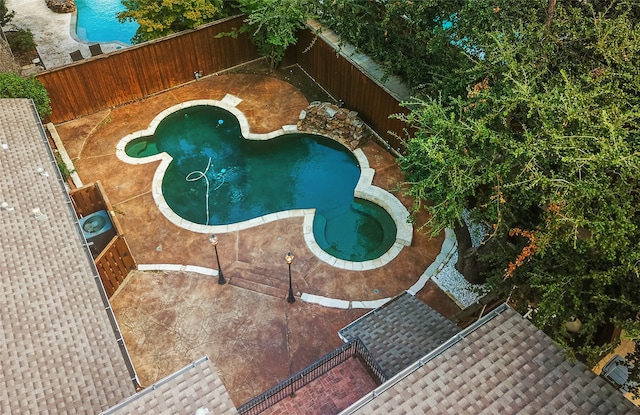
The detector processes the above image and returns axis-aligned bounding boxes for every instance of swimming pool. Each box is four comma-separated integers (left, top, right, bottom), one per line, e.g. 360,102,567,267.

75,0,138,45
117,98,413,268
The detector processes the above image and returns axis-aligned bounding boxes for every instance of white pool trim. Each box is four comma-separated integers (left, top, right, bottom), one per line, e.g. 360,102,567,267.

115,98,413,270
135,229,455,310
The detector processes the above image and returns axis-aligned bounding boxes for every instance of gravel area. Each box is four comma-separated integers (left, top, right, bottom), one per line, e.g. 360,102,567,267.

432,211,489,308
432,251,486,308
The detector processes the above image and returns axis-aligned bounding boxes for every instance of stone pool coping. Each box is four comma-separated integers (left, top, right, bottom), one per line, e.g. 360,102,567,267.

115,96,413,271
135,228,456,309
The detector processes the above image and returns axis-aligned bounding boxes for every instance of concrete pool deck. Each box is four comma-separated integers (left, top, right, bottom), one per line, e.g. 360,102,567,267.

53,72,462,405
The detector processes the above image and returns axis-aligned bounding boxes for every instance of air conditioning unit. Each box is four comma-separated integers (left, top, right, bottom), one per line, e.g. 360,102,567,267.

79,210,116,258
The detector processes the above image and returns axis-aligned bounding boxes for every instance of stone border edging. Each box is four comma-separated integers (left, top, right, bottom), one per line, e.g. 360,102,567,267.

46,123,83,188
133,226,456,310
407,228,456,295
300,228,456,309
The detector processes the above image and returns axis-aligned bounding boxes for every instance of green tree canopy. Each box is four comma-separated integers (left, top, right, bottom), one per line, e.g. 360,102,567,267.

397,0,640,366
234,0,316,71
0,73,51,118
317,0,461,94
118,0,226,44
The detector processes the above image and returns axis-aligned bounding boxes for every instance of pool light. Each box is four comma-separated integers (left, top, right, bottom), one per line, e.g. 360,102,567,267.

285,252,295,303
209,234,227,285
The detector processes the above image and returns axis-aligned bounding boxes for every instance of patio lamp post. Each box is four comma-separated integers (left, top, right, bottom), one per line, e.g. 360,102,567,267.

209,234,227,285
285,252,295,303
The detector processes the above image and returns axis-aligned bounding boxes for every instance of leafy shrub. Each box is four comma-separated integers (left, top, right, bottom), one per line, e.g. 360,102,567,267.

119,0,226,44
0,73,52,118
0,0,15,26
7,28,36,52
55,151,74,181
316,1,470,96
234,0,316,71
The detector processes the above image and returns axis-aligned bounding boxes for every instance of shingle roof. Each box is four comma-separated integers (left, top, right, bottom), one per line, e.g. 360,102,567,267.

101,356,239,415
344,305,640,414
339,291,461,378
0,99,135,413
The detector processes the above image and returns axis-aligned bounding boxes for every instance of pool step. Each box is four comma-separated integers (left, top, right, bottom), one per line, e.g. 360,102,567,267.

227,262,296,299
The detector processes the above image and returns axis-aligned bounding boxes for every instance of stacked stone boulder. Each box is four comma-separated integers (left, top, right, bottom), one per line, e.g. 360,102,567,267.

46,0,76,13
297,101,372,150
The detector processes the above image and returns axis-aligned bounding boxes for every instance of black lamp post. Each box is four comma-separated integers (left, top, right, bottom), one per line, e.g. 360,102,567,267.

209,234,226,285
285,252,295,303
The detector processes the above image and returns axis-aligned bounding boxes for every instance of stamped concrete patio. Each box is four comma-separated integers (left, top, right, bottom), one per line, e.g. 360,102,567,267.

53,68,461,405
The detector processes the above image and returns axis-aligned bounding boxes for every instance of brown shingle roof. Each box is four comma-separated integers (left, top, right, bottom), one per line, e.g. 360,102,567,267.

101,356,239,415
339,292,460,378
0,99,136,413
345,305,640,414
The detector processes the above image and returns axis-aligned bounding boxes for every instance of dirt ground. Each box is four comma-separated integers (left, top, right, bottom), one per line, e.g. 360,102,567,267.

4,30,39,66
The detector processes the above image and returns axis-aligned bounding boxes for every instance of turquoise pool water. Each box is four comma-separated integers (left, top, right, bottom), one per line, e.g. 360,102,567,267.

75,0,138,45
125,105,397,262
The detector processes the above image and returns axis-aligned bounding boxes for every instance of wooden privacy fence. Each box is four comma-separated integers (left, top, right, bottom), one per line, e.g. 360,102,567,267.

294,28,412,152
95,237,136,298
38,15,412,150
69,182,136,298
37,15,258,123
70,181,107,216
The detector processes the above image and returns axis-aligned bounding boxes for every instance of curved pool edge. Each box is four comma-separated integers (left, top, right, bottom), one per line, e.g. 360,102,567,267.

353,149,413,246
302,148,412,271
115,98,296,164
115,99,413,270
134,228,456,310
301,227,456,308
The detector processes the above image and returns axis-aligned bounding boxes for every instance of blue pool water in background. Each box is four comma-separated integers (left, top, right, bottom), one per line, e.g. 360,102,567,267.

75,0,138,45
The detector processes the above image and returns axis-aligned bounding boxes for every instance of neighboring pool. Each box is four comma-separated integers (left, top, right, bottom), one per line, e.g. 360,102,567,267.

124,105,397,262
75,0,138,45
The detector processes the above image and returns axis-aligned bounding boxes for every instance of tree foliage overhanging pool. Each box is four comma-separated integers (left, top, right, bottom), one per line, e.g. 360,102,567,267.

125,105,397,262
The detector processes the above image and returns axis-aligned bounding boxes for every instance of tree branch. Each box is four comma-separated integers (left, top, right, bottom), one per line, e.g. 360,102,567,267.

544,0,557,33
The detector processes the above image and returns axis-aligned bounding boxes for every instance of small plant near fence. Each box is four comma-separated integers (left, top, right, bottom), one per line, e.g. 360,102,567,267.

7,28,36,53
97,115,113,129
54,151,75,181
